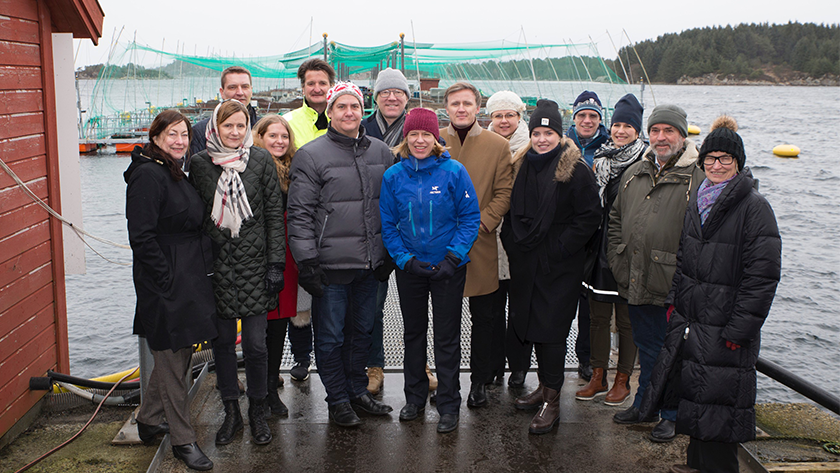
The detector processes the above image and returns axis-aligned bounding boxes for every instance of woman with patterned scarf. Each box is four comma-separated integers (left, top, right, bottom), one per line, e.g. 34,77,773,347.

576,93,646,407
190,100,285,447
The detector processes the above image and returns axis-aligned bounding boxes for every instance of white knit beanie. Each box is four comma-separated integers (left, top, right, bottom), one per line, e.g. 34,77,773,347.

486,90,525,115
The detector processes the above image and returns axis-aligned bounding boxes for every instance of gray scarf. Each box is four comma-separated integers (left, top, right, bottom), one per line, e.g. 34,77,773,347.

592,138,645,206
375,110,406,147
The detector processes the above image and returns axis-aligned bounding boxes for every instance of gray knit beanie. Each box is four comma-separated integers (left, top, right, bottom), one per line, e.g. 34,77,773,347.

374,68,409,96
647,104,688,137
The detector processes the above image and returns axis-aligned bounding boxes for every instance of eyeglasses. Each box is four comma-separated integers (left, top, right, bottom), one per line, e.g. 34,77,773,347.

378,89,406,98
703,154,735,166
491,112,519,121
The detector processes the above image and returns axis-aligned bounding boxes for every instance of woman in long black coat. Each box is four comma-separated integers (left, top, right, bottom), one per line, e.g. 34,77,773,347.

640,116,781,473
126,109,216,471
501,100,600,434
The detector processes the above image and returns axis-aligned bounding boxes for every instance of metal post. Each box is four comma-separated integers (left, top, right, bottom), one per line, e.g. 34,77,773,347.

322,33,328,63
400,33,405,74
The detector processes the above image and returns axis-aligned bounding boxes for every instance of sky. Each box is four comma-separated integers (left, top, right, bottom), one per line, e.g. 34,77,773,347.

74,0,839,67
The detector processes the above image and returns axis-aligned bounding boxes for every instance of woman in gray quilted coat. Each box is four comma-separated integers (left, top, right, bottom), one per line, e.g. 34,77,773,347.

190,100,285,447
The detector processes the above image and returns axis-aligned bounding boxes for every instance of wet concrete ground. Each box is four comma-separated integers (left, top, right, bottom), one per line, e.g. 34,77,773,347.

155,370,691,473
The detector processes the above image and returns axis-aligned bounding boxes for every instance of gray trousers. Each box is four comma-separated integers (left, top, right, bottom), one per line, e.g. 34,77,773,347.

136,347,195,446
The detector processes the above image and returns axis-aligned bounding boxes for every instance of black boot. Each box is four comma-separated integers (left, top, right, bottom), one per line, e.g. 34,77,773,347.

215,399,243,445
266,376,288,417
248,397,272,445
172,442,213,471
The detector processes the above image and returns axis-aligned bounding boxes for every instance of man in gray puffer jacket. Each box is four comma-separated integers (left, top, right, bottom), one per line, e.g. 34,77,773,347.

287,82,395,427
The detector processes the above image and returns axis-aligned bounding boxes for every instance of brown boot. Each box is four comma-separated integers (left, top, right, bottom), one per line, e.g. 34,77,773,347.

425,364,438,391
669,466,700,473
514,383,543,410
529,386,561,434
366,367,384,395
574,367,608,401
604,372,631,406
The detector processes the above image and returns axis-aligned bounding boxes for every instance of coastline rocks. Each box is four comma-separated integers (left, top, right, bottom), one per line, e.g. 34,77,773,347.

677,72,838,86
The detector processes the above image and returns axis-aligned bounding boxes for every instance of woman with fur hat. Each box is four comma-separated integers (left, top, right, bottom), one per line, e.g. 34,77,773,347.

500,99,601,434
576,93,644,406
485,90,531,387
380,107,481,434
639,116,781,473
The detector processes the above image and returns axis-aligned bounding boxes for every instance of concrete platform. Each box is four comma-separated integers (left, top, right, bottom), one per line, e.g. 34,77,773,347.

153,370,692,473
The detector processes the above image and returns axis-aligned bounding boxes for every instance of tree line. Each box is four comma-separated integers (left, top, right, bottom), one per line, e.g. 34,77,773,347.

612,22,839,83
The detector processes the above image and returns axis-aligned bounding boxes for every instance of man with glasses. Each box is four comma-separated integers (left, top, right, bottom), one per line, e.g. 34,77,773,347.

607,104,705,443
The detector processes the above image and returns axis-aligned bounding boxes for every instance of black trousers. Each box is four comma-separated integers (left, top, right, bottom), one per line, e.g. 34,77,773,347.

396,266,466,416
489,279,510,378
575,291,591,365
469,287,503,384
534,342,567,391
687,437,739,473
266,318,290,382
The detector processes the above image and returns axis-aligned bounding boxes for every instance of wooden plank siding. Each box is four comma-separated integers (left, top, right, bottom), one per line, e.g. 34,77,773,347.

0,0,57,440
0,0,103,439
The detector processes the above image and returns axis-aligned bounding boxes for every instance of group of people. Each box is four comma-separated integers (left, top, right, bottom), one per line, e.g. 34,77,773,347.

126,61,781,473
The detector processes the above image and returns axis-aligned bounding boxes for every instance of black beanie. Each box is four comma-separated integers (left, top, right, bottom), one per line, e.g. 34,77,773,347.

699,115,745,170
529,99,563,136
610,93,643,133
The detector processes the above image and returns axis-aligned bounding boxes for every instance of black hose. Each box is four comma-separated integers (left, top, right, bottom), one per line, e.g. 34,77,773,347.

41,370,139,390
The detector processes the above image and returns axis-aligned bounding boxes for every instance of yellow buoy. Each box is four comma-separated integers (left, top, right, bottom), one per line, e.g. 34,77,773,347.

687,124,701,135
773,144,800,158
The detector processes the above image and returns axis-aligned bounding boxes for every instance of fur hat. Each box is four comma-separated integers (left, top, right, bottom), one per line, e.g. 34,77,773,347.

699,115,745,170
573,90,603,119
610,94,644,133
326,81,364,113
403,108,440,142
529,99,563,136
374,68,409,97
647,104,688,137
486,91,525,115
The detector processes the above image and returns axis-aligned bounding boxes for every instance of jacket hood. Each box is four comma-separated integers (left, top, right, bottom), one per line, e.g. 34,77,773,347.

511,136,582,183
642,137,700,169
124,145,161,183
567,124,609,146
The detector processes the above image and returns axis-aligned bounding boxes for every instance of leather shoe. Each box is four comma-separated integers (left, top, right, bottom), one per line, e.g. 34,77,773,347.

399,403,425,421
508,371,526,388
467,383,487,408
350,392,393,415
328,402,362,427
514,384,543,410
578,362,593,381
172,442,213,471
649,419,677,443
437,413,459,433
136,420,169,444
613,406,659,425
669,465,700,473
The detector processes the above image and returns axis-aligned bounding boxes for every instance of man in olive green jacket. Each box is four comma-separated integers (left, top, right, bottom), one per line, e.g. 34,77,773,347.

606,104,705,443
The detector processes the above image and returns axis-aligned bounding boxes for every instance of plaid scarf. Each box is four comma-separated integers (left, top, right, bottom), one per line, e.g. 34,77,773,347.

593,138,645,206
696,177,734,226
206,102,254,238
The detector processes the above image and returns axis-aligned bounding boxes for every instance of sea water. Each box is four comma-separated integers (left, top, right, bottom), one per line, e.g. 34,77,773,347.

65,84,840,406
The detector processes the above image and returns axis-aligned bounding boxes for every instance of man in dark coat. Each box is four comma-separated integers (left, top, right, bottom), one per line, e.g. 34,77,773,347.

360,67,407,396
287,82,395,427
187,66,259,167
607,104,706,442
640,116,781,473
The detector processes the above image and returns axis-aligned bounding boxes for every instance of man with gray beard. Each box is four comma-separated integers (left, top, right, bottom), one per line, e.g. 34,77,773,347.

606,104,705,443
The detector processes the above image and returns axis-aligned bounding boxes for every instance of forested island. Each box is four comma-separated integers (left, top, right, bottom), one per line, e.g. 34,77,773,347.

613,22,838,86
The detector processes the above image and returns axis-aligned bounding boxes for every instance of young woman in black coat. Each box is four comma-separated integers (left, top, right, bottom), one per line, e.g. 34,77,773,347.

501,100,601,434
125,109,216,471
640,116,781,473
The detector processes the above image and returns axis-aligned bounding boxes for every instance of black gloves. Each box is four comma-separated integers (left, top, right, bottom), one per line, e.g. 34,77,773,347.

297,258,329,298
404,257,437,278
430,252,461,281
374,256,396,282
265,262,285,294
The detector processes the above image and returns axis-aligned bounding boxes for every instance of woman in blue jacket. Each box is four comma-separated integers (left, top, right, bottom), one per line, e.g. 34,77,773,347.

380,108,480,434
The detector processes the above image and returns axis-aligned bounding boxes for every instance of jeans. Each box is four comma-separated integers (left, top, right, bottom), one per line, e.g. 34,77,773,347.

213,314,267,401
367,279,389,368
628,304,676,421
396,266,466,415
311,269,378,406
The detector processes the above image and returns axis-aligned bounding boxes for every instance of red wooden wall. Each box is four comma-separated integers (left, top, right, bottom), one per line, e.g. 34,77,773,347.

0,0,102,438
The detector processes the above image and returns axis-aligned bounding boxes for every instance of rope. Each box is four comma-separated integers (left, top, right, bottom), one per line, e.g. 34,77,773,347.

0,156,132,266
